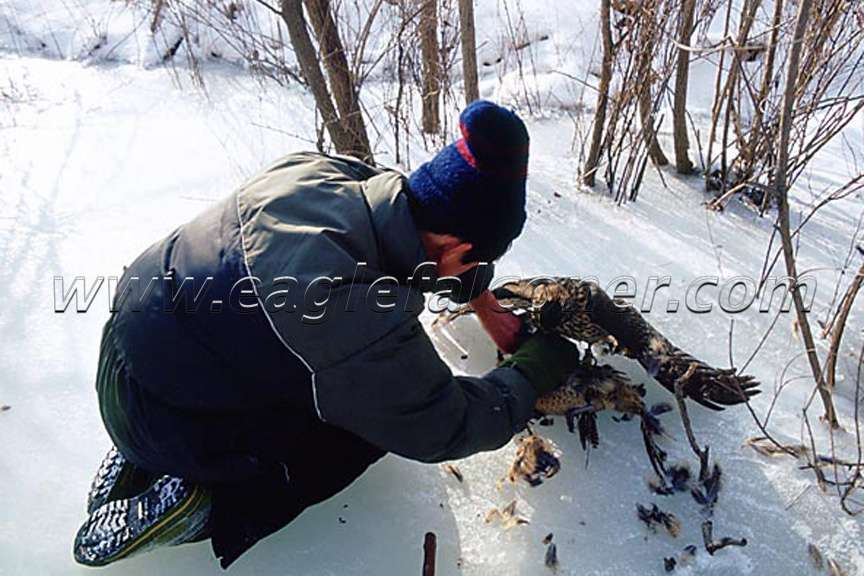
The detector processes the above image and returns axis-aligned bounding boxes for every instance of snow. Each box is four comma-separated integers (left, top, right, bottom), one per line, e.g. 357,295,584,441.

1,1,863,575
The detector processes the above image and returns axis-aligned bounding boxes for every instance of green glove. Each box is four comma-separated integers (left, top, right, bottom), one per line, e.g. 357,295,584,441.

499,332,582,396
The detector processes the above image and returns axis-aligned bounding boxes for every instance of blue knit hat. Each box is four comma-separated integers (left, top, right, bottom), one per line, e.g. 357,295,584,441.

407,100,529,263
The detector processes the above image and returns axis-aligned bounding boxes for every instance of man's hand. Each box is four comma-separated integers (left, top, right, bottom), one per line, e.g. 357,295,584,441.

470,290,524,354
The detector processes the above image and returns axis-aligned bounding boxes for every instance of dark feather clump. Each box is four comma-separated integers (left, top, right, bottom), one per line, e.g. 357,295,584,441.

642,403,672,438
691,464,722,510
650,464,692,495
640,410,670,479
636,503,681,537
650,402,674,417
544,542,558,568
528,450,562,487
667,465,692,492
578,412,599,450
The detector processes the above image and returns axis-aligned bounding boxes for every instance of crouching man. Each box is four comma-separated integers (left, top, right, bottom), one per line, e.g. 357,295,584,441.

73,101,582,569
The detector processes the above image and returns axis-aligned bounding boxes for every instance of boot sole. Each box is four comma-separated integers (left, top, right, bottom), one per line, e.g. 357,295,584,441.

74,476,210,567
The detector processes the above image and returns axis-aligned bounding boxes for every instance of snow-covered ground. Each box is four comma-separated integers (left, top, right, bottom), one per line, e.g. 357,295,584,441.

1,1,863,575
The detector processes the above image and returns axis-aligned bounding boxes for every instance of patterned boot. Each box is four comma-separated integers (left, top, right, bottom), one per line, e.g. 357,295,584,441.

74,471,212,566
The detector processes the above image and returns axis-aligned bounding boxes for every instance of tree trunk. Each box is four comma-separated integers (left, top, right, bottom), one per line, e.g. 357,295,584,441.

774,0,839,428
718,0,760,191
672,0,696,174
281,0,356,157
458,0,480,103
639,86,669,166
745,0,783,210
705,0,759,189
583,0,613,187
303,0,373,162
703,0,734,188
420,0,441,134
637,3,668,167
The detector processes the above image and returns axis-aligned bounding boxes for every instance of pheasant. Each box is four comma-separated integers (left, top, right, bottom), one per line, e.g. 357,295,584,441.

534,362,673,478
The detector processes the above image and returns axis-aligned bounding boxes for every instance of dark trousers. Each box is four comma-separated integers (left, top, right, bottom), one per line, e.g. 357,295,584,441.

95,317,386,569
210,420,386,568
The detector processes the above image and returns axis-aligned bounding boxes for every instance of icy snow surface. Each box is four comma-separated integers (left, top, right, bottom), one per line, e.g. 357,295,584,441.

1,1,863,575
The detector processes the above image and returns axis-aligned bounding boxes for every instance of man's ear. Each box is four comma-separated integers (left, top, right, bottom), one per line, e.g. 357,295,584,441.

439,241,478,277
438,234,464,251
420,232,462,258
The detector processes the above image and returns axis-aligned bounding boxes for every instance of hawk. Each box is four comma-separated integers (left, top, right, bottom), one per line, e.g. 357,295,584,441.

482,277,760,411
437,276,760,477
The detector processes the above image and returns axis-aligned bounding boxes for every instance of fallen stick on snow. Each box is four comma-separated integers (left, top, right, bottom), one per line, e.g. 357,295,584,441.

422,532,436,576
